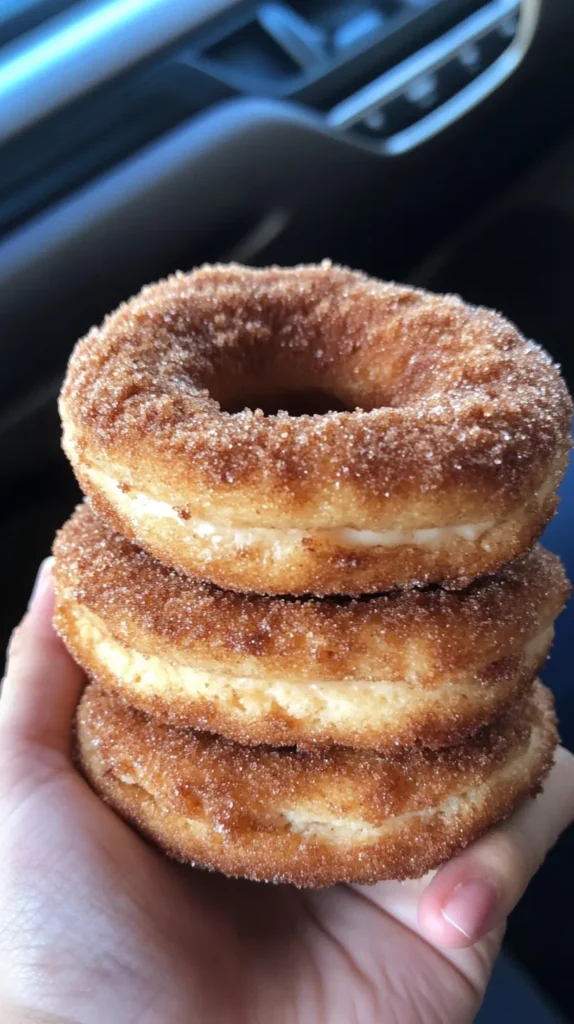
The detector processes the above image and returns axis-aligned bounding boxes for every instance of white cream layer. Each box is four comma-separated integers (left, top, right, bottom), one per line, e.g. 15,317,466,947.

85,466,494,551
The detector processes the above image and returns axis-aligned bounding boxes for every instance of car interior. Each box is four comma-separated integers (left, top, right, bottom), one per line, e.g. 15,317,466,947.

1,1,573,1018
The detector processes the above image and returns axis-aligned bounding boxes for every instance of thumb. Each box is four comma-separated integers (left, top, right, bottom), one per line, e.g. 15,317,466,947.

0,559,84,757
418,746,574,948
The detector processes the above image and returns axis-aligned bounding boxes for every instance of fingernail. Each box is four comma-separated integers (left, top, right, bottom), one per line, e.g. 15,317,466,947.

28,557,54,609
441,879,500,941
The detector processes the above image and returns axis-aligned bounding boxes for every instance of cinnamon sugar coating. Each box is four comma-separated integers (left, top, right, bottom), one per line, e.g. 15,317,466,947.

59,263,572,594
54,505,568,750
76,681,558,886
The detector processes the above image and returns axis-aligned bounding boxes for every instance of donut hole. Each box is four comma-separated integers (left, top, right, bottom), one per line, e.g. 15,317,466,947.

220,385,351,416
182,265,413,414
207,361,380,415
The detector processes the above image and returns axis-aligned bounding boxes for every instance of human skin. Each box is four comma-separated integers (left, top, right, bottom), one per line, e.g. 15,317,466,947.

0,559,573,1024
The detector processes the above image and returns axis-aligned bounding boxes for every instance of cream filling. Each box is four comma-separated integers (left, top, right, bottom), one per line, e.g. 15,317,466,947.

85,466,495,551
75,605,552,732
192,518,494,550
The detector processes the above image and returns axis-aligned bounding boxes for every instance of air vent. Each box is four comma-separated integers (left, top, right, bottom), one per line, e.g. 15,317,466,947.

190,0,501,109
288,0,492,110
326,0,523,151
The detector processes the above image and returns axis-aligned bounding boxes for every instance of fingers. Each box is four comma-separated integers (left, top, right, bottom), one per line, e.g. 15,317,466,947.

0,559,84,757
418,747,574,948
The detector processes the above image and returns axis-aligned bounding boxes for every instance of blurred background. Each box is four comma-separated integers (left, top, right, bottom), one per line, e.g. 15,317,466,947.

1,0,574,1019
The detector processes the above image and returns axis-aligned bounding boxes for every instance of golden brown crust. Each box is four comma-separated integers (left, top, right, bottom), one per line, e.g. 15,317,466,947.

59,262,572,595
54,505,568,750
76,681,558,886
53,505,569,683
64,646,543,753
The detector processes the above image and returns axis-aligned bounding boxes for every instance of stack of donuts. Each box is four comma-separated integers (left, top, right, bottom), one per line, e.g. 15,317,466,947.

54,263,572,886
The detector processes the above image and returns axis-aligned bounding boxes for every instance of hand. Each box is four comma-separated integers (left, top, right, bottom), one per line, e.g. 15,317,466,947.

1,561,573,1024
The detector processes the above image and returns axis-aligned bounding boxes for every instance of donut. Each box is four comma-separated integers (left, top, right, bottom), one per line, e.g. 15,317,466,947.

76,680,557,886
59,262,572,596
54,504,568,752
